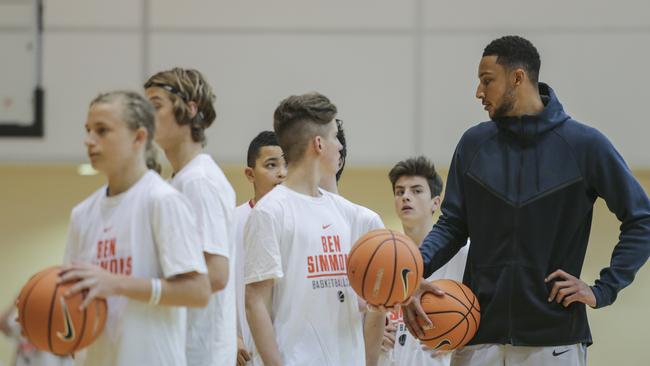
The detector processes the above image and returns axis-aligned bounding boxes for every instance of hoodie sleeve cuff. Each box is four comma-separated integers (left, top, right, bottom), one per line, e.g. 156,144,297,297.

590,284,612,309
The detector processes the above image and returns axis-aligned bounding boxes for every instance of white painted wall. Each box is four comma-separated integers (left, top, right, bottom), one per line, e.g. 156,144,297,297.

1,0,649,168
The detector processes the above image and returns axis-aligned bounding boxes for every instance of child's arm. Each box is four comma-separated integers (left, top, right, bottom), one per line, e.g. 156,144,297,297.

246,279,283,366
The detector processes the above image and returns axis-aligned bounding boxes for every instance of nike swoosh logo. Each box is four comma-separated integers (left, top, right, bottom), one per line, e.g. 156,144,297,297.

433,339,451,350
400,268,411,299
552,349,570,357
56,297,75,342
322,224,332,229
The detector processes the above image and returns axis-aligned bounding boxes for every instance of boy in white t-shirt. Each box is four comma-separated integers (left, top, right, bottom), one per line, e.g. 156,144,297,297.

234,131,286,365
244,92,385,366
145,68,237,366
318,120,387,366
60,91,210,366
378,156,469,366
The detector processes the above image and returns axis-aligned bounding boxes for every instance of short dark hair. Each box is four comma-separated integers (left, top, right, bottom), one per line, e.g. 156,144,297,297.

246,131,280,168
336,119,346,182
273,92,337,164
483,35,541,85
388,156,443,198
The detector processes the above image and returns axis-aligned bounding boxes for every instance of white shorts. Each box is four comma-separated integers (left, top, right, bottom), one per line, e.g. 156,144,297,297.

451,343,587,366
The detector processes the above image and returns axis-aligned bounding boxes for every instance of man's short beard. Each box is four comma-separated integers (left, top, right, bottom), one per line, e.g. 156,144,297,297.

492,86,516,119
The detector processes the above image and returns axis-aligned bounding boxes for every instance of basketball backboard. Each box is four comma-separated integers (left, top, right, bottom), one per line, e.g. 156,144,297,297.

0,0,43,137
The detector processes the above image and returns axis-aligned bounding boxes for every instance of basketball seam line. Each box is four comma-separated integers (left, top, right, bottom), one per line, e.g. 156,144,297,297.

95,301,106,338
401,237,422,291
383,231,398,307
20,267,55,347
360,238,392,299
347,231,387,260
47,281,60,354
444,286,479,315
443,283,477,346
451,281,480,330
71,297,88,353
420,305,472,343
421,308,470,340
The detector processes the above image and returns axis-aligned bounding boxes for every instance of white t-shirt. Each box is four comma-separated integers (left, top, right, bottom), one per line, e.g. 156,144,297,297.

169,154,237,366
64,171,207,366
378,242,470,366
234,201,254,354
244,185,384,366
343,199,385,244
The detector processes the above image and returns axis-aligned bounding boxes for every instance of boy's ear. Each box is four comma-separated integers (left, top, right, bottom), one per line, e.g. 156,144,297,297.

431,195,442,213
244,167,255,183
187,101,199,119
134,127,147,147
314,136,323,153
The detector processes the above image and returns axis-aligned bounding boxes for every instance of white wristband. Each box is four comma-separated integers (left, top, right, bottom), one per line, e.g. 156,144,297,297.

149,278,162,305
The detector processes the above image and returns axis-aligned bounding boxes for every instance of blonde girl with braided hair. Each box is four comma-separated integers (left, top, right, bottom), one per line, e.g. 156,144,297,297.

145,68,237,366
60,91,211,366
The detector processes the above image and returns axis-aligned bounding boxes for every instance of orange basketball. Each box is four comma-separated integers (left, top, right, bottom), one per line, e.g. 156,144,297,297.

16,266,107,356
417,279,480,350
347,229,423,307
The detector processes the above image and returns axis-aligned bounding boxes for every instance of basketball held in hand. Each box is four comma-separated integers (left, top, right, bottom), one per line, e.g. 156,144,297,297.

347,229,423,307
16,266,107,355
417,279,480,350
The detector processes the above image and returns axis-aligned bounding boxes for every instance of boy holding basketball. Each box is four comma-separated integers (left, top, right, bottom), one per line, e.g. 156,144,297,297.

378,156,468,366
234,131,287,365
403,35,650,366
60,91,210,366
244,92,384,366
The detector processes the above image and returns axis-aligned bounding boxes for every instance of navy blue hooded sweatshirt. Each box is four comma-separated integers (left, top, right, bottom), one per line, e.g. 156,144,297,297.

420,83,650,346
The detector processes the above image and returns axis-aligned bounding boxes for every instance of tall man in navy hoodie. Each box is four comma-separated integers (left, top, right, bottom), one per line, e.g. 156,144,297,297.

403,35,650,366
